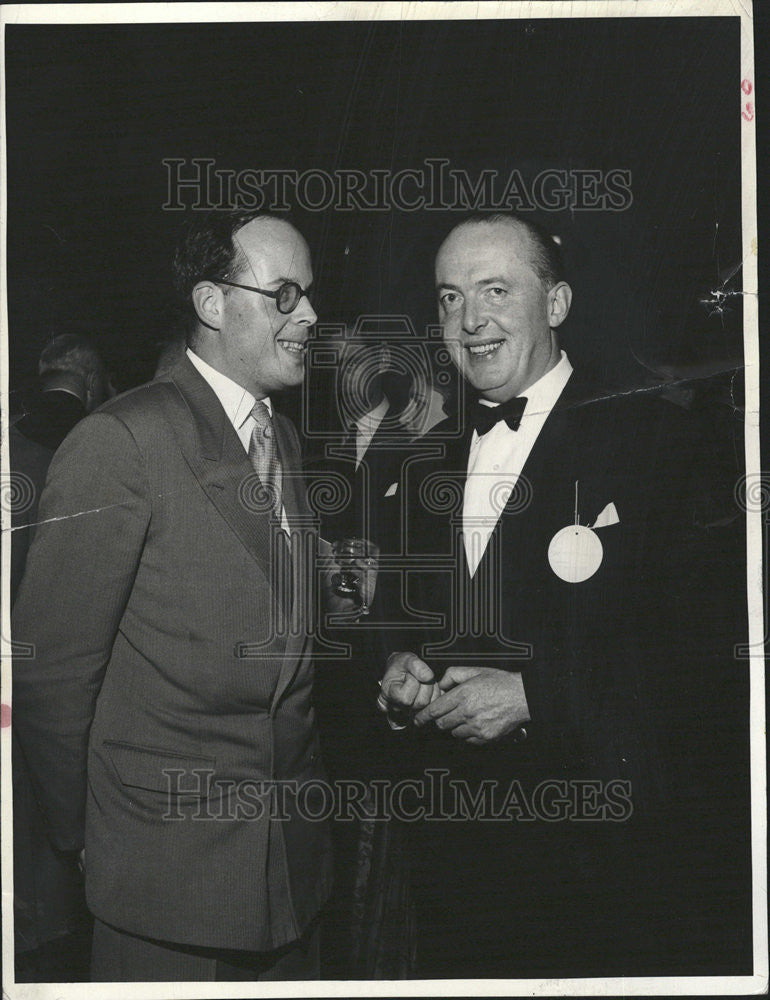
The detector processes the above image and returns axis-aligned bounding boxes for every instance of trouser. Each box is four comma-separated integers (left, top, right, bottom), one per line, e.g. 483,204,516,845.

90,917,320,982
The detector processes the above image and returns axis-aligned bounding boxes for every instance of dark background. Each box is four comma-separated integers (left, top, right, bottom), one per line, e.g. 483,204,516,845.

5,14,746,403
2,9,764,984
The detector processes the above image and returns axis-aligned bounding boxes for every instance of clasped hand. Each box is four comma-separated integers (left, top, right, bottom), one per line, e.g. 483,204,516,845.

380,652,529,745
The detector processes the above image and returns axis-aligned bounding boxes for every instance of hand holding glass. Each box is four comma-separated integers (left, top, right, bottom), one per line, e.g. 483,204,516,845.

330,538,378,615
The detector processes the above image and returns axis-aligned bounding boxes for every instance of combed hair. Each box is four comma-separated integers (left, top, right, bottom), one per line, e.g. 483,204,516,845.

171,209,295,320
38,334,105,381
449,211,566,289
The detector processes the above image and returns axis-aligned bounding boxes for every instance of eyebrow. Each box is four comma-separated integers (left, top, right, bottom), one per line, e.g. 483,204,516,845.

435,277,510,292
273,276,313,289
475,276,510,287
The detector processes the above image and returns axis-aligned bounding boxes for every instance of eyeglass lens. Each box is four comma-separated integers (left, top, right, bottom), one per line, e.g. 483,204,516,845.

278,282,302,313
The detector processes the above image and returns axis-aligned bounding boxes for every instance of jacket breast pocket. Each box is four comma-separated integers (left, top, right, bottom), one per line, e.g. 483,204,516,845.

102,740,216,797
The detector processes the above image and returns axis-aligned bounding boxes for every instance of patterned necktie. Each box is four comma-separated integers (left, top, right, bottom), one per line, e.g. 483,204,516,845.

248,400,284,524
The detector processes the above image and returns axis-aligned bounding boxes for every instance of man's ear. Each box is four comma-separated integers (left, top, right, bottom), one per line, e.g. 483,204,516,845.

191,281,225,330
547,281,572,329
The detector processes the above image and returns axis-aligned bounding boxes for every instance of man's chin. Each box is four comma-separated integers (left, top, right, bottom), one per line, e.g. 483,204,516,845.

464,369,508,397
261,374,305,397
278,376,306,393
275,362,307,389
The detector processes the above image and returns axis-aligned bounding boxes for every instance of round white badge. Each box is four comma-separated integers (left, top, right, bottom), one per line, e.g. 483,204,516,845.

548,524,603,583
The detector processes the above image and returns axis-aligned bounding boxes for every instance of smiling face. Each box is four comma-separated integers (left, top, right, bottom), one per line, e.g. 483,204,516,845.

196,217,317,398
435,219,571,403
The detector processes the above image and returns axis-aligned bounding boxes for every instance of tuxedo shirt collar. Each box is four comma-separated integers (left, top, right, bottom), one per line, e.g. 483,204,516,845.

352,396,390,465
354,395,390,435
475,350,573,426
42,386,83,403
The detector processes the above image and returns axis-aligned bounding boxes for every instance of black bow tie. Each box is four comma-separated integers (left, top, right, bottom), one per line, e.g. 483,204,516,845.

470,396,528,436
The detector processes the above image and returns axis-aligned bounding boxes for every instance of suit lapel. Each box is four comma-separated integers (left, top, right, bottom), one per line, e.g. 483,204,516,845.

470,371,580,579
163,356,276,584
471,371,617,579
513,370,591,487
364,403,396,455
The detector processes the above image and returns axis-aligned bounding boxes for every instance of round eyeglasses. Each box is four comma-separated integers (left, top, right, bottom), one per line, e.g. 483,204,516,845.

216,279,311,314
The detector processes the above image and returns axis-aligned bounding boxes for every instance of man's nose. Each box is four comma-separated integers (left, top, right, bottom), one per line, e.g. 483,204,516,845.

462,299,486,334
292,295,317,327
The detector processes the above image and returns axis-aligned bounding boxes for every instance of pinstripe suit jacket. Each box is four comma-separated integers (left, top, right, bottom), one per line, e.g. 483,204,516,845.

12,356,333,952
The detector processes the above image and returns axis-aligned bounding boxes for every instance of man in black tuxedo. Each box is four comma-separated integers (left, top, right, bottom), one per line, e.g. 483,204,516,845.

312,329,419,753
379,214,751,978
309,329,420,976
312,331,414,551
14,333,111,446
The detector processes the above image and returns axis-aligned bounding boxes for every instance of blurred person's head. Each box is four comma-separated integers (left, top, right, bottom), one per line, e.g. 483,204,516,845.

38,333,110,412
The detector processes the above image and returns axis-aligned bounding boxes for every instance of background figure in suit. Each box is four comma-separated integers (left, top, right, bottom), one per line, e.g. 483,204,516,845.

313,330,415,551
10,333,111,599
10,333,110,982
12,211,338,982
393,362,451,441
379,214,751,978
335,352,453,979
308,328,418,977
13,332,112,447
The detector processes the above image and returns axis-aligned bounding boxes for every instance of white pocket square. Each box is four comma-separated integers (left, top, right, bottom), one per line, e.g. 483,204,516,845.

591,502,620,528
384,482,398,497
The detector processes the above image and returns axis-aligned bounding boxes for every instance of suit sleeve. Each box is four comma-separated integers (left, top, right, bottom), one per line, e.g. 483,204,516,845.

12,412,151,851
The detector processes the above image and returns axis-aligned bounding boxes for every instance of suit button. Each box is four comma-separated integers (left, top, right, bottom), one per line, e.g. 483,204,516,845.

310,751,317,762
513,726,528,743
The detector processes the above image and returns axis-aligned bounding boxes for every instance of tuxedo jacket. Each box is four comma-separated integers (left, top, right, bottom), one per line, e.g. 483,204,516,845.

308,404,414,554
391,370,751,973
13,389,88,451
398,372,744,776
12,356,333,953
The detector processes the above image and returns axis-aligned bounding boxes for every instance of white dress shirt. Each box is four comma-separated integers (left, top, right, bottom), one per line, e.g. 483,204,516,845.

187,348,289,532
353,396,390,467
463,351,573,575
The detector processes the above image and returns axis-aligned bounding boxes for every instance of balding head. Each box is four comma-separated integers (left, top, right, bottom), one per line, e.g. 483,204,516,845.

435,215,572,402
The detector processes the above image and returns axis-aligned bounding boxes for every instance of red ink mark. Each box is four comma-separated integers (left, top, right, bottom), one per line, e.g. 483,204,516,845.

742,102,754,122
741,79,752,95
1,704,11,728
